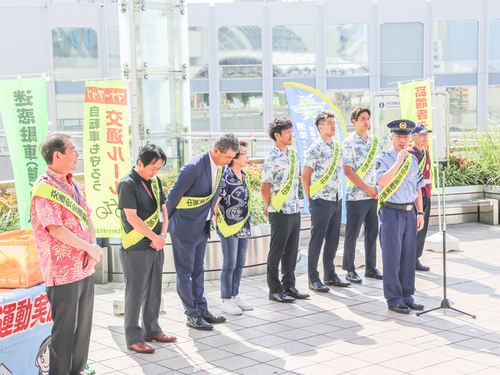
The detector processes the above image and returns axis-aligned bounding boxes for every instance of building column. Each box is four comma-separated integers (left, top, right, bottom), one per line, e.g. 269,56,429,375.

477,0,489,128
262,4,273,130
208,5,220,133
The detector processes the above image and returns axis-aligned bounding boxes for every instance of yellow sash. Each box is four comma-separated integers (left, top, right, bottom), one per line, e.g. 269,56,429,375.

271,148,297,213
121,177,161,249
309,141,341,197
417,150,427,185
418,150,426,173
31,183,88,228
348,136,380,188
217,174,252,238
177,167,223,209
377,155,412,214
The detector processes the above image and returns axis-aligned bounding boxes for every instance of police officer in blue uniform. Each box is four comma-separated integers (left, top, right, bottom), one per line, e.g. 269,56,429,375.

375,119,425,314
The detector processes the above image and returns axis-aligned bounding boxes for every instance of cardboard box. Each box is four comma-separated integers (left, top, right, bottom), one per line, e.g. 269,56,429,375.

0,229,43,288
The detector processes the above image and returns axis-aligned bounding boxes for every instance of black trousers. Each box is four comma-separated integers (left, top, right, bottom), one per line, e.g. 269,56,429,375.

267,211,301,294
46,275,94,375
172,234,209,318
342,199,378,272
415,195,431,260
379,207,416,306
120,248,164,346
308,198,342,282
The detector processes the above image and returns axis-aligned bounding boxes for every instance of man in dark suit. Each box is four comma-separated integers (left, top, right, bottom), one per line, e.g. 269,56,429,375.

166,134,239,330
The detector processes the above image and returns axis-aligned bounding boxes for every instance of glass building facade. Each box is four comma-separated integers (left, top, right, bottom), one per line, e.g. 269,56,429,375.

2,0,500,176
188,0,500,134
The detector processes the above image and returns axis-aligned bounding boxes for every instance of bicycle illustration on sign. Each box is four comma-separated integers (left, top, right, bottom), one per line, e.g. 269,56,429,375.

95,198,120,220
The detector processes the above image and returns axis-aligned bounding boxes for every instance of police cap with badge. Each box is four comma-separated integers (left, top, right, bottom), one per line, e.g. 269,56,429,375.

387,119,416,135
374,119,416,170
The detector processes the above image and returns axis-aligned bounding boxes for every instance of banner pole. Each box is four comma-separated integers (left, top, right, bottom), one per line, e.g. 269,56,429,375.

48,70,56,133
429,76,442,233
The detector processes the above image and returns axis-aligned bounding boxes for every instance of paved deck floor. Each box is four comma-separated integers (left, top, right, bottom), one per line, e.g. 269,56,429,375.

89,223,500,375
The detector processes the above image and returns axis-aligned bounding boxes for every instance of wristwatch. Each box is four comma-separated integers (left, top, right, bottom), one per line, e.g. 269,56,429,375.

417,212,424,217
160,233,167,239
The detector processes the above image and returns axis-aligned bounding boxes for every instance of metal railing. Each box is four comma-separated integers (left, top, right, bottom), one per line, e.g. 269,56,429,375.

191,132,273,163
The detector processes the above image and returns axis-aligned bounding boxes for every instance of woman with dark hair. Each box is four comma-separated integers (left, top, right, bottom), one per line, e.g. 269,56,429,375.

214,140,254,315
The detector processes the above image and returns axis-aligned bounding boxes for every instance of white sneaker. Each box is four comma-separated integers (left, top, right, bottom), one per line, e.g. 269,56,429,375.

221,299,242,315
233,295,253,311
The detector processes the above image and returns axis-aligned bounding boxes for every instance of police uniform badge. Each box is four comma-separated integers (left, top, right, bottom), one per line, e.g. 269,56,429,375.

399,122,407,129
410,172,416,176
375,162,381,170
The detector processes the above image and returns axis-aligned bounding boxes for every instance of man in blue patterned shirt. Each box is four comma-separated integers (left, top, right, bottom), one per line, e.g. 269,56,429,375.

303,111,350,292
261,117,310,302
341,107,383,284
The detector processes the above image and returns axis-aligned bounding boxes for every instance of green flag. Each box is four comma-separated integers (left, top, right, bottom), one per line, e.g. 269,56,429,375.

0,78,48,229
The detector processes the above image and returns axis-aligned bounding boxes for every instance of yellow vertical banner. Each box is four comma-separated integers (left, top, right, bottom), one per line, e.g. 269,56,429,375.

83,80,130,238
399,80,435,188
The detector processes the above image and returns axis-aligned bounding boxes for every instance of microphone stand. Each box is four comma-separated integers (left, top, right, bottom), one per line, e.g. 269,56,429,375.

417,160,476,319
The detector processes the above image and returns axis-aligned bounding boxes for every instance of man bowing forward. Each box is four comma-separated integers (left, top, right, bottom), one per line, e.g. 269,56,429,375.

166,134,239,330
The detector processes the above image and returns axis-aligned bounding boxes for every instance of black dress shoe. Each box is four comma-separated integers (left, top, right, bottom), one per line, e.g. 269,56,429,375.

284,287,310,299
201,311,226,324
187,316,213,330
269,292,295,303
324,274,351,287
345,271,362,284
416,261,430,272
365,268,383,280
308,280,330,293
405,302,424,310
388,304,411,314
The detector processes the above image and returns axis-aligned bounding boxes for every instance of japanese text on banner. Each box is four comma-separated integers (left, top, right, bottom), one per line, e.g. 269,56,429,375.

399,80,435,187
83,80,130,238
0,292,52,339
0,78,48,229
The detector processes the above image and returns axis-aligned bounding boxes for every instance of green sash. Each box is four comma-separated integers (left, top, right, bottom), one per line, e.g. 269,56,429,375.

348,136,380,188
217,175,252,238
309,141,341,197
31,183,88,229
177,167,223,209
377,155,412,214
271,148,297,213
121,177,161,249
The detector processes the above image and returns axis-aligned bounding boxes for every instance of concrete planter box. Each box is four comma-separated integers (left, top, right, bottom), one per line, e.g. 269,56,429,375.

100,185,500,284
105,214,312,283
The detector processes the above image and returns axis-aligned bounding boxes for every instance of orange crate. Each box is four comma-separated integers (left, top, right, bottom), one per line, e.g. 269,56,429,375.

0,229,43,288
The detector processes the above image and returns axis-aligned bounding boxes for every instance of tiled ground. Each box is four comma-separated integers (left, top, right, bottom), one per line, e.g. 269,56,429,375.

89,223,500,374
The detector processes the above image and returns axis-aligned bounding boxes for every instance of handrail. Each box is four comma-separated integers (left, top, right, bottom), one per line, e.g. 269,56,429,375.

0,173,84,192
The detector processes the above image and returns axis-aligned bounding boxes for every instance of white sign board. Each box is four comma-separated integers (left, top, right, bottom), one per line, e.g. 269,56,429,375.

371,91,449,162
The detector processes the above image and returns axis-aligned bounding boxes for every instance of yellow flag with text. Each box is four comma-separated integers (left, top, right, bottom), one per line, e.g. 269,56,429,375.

399,79,434,190
83,80,130,238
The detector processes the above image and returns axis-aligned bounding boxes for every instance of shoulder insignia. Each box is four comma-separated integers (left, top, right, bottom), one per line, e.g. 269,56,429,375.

375,162,381,170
